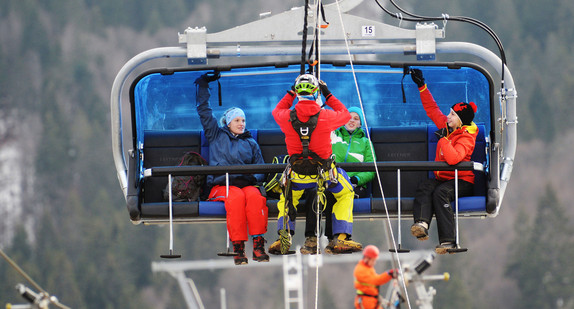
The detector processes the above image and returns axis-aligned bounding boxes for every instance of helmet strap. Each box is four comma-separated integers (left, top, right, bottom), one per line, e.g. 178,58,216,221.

297,93,318,102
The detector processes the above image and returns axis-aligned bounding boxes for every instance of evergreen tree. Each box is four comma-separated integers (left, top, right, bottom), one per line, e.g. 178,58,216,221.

433,254,477,308
506,184,574,308
0,226,35,306
520,83,555,142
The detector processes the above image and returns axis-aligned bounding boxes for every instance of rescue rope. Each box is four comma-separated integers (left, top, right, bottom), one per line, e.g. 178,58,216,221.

332,1,413,307
280,174,293,255
311,3,322,308
300,0,310,75
314,164,327,309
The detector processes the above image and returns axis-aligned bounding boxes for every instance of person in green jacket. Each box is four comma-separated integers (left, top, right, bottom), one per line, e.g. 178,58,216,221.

331,106,376,196
302,106,376,254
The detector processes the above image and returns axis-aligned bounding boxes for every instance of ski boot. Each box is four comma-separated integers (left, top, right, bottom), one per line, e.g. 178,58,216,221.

410,221,429,241
330,234,363,254
252,236,270,262
435,242,456,255
300,236,319,255
232,241,248,265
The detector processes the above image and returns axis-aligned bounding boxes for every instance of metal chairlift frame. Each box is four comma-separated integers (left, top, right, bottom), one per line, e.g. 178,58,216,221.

111,0,517,221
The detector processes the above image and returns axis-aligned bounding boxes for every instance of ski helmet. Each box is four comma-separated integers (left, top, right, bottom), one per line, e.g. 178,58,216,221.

363,245,379,259
294,74,319,95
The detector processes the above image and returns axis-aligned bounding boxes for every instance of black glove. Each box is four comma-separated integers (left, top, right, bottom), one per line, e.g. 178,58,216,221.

194,72,220,86
257,184,267,197
350,176,359,186
434,126,453,139
319,80,331,98
410,69,426,88
387,269,399,279
204,71,220,82
287,85,296,97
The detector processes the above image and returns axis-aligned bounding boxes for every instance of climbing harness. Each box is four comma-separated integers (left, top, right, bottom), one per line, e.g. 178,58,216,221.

288,109,334,176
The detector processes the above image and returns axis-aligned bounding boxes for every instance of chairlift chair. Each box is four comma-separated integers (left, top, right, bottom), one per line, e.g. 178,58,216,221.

110,0,517,235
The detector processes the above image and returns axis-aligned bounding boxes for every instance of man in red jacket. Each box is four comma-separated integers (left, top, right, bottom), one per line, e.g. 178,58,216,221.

408,69,478,254
354,245,397,309
269,73,362,254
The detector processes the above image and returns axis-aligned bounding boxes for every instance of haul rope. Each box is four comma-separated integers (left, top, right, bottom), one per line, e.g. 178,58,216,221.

332,0,413,307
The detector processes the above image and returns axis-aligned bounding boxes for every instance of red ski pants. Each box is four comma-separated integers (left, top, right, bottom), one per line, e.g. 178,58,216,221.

208,185,268,242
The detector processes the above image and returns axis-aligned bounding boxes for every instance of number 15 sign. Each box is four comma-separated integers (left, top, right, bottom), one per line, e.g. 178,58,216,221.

362,25,375,37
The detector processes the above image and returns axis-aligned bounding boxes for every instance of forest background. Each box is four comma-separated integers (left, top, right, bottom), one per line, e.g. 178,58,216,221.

1,0,573,308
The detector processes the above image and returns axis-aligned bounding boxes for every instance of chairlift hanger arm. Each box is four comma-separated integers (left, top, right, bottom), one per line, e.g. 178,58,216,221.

179,2,443,46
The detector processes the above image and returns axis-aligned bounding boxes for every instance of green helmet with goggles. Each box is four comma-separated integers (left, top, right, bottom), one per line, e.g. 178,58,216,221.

294,74,319,95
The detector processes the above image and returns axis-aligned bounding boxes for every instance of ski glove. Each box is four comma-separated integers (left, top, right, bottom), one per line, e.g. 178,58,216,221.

194,71,220,86
204,71,220,82
319,80,331,98
434,126,453,139
410,69,426,88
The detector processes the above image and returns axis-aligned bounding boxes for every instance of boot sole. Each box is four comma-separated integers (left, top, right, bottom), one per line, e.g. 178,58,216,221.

435,247,448,255
269,248,296,255
411,225,429,241
253,255,270,262
332,248,354,254
234,258,248,265
334,242,362,250
268,241,282,255
332,244,362,254
435,244,456,255
300,246,319,255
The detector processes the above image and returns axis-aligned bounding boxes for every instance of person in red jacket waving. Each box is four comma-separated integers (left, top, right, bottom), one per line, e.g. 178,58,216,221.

408,69,479,254
354,245,398,309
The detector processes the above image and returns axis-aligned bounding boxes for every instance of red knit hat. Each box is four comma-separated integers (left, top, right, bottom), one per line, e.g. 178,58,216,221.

451,102,477,125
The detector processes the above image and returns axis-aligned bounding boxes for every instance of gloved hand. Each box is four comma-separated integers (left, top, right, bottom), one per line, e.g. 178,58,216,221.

319,80,331,98
194,71,220,86
350,176,359,186
434,126,453,139
257,184,267,197
387,269,399,279
287,85,296,97
204,71,220,82
410,69,426,88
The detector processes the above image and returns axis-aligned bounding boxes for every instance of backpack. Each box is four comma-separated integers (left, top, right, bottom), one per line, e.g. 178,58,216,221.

162,151,208,202
264,154,290,199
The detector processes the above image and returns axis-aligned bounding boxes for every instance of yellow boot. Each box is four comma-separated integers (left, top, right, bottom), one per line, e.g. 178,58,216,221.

331,234,362,254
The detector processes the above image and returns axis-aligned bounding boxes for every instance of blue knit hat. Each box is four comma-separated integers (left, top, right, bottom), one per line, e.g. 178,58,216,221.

347,106,364,126
219,107,245,127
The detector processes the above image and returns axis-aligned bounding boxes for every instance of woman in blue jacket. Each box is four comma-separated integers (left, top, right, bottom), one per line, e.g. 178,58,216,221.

195,73,269,265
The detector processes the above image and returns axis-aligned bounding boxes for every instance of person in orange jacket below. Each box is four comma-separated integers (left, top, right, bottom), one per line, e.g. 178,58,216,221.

354,245,398,309
408,68,479,254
